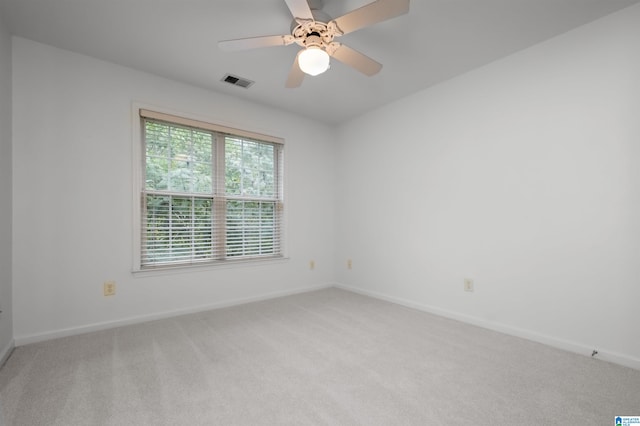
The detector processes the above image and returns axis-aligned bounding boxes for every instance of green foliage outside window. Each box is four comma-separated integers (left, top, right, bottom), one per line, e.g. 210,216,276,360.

142,119,281,267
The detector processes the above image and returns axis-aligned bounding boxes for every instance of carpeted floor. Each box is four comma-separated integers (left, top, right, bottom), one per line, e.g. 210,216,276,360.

0,287,638,425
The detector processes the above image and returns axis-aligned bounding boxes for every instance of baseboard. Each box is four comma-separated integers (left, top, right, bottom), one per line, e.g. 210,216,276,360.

14,283,333,346
0,339,15,369
335,283,640,371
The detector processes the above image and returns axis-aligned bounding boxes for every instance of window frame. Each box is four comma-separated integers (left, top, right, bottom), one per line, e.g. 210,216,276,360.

131,105,286,273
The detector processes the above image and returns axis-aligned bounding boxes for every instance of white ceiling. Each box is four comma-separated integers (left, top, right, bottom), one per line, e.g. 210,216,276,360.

1,0,639,125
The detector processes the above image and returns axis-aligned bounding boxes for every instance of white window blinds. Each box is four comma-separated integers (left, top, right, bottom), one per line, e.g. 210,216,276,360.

139,110,284,268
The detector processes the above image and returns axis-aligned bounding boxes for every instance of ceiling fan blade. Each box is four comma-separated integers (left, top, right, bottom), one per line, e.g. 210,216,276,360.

286,53,305,88
284,0,314,21
331,0,410,35
329,44,382,76
219,35,293,51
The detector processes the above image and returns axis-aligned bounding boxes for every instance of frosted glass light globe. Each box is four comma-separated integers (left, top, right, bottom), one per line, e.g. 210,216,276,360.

298,47,330,76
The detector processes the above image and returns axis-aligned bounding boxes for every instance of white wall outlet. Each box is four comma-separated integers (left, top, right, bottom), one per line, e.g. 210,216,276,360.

104,281,116,296
464,278,474,292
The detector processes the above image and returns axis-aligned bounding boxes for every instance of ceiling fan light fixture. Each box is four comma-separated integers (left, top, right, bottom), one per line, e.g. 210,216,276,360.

298,46,330,76
218,0,410,87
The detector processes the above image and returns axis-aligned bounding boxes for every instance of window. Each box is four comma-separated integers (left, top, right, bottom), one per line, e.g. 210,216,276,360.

137,109,284,269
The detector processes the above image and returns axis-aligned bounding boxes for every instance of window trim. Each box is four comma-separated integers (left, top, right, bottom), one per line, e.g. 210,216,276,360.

131,103,287,273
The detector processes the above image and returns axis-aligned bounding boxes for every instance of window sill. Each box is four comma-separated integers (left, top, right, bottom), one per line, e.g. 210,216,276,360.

132,256,290,277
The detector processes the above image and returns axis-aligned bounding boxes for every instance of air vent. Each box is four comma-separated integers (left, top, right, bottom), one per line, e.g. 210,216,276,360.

221,74,254,89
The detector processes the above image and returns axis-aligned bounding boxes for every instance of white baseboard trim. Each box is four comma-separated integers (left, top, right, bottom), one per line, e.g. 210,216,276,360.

14,283,333,346
335,283,640,371
0,339,14,369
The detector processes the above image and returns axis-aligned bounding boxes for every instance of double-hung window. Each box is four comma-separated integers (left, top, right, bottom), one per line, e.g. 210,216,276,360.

137,109,284,269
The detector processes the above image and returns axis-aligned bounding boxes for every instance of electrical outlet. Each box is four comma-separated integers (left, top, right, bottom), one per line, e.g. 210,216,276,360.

347,259,352,270
464,278,474,292
104,281,116,296
309,260,315,270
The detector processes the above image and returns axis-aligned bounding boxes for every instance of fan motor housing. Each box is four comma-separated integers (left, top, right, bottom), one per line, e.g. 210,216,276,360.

290,9,337,49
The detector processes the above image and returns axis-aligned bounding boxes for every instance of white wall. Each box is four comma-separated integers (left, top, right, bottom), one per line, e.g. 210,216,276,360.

0,15,13,362
12,37,337,343
335,4,640,368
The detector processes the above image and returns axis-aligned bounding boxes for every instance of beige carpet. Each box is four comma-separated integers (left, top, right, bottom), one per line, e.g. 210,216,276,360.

0,288,638,425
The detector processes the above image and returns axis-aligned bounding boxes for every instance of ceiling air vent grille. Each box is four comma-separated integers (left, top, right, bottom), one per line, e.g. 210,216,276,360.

222,74,254,89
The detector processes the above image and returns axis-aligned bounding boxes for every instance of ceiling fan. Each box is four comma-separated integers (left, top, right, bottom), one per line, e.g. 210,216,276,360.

218,0,410,88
